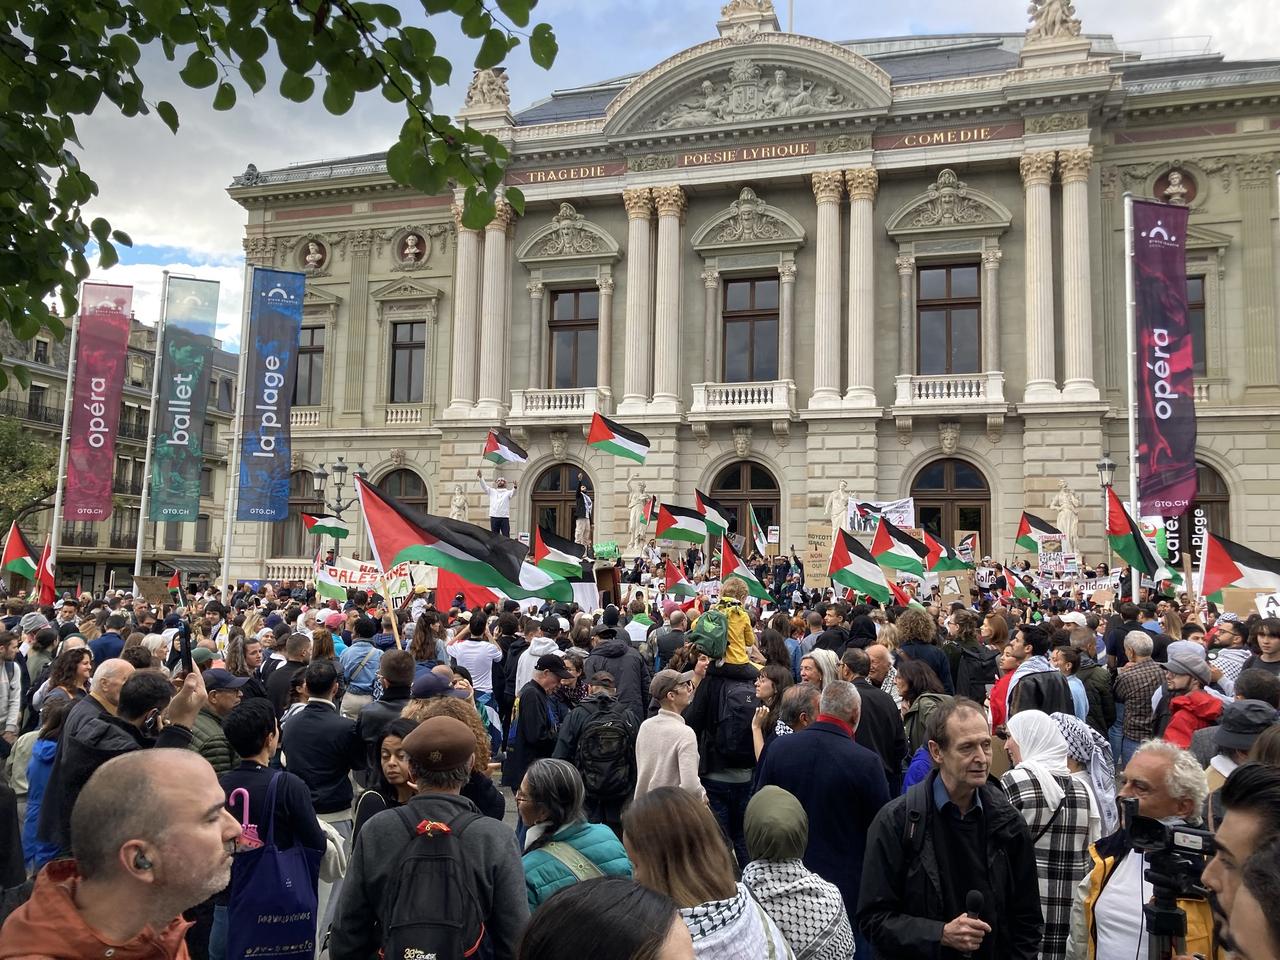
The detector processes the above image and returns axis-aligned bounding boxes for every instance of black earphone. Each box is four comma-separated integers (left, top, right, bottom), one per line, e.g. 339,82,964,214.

134,853,153,870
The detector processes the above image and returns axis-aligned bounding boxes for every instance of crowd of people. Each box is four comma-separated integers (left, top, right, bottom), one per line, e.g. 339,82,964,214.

2,561,1280,960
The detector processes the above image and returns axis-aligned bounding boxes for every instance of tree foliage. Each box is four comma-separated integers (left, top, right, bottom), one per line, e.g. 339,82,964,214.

0,418,58,531
0,0,556,387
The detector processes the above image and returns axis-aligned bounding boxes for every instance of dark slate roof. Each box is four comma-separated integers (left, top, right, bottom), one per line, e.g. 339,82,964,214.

870,44,1022,83
514,85,630,125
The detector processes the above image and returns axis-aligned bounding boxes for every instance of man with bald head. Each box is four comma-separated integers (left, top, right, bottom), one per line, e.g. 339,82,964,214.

0,749,241,958
90,658,135,715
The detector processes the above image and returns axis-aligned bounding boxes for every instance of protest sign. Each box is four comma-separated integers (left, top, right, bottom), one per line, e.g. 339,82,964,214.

133,576,175,605
1256,592,1280,618
804,522,832,589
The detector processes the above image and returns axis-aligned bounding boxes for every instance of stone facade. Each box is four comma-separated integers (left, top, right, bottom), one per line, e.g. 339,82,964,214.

226,4,1280,582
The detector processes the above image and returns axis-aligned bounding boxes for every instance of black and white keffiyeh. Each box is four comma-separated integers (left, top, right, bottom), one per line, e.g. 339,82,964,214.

1052,711,1119,836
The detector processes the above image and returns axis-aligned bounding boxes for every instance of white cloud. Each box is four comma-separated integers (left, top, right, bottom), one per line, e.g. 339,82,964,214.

87,261,247,351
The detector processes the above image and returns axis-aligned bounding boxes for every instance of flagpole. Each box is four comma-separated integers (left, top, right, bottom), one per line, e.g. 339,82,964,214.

1123,193,1141,603
220,264,254,605
48,301,83,592
134,270,170,584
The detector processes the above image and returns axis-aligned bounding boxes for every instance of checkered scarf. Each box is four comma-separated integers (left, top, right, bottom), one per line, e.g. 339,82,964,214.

1052,711,1119,836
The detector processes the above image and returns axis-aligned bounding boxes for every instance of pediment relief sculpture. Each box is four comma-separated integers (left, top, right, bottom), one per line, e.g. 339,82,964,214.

885,169,1013,238
648,58,851,131
692,186,805,252
516,203,620,263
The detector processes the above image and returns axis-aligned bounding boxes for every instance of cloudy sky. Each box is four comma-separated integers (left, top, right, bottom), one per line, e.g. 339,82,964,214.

80,0,1277,349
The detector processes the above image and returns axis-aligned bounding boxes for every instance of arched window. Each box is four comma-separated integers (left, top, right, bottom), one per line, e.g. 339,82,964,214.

531,464,593,541
911,458,990,552
1192,462,1229,537
378,469,429,513
710,461,780,553
271,470,322,558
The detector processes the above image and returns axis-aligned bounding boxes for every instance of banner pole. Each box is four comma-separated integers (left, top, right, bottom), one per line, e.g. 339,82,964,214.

220,264,254,605
1123,192,1140,604
134,271,170,583
49,302,83,588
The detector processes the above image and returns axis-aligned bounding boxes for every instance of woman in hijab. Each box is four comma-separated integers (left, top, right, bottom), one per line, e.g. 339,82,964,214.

741,786,854,960
847,614,877,651
1051,711,1119,838
1000,710,1094,960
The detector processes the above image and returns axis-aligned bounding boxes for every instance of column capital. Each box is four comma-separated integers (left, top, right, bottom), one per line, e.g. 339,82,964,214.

486,198,514,231
779,261,796,282
844,167,879,201
622,187,653,219
981,248,1003,268
811,170,844,203
653,185,686,218
701,267,720,288
895,254,915,275
526,280,545,298
1058,147,1094,184
1020,151,1057,187
598,275,615,294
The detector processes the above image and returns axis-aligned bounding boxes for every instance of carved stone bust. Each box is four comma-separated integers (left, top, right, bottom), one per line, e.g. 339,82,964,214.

939,422,960,456
303,240,326,271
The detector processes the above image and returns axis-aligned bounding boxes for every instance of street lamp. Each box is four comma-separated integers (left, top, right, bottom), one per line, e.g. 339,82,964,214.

1095,454,1117,490
313,456,365,557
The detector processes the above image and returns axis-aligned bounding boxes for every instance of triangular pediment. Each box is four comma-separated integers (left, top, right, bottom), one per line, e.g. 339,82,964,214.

1185,224,1232,251
885,169,1013,238
370,277,442,302
692,187,805,253
303,286,341,307
516,203,620,264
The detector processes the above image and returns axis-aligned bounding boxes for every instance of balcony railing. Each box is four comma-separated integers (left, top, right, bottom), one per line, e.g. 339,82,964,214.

118,418,149,441
113,479,144,496
1193,381,1209,403
292,408,321,428
509,387,609,421
893,371,1007,409
61,529,99,547
689,380,796,417
109,532,139,550
266,559,314,581
385,405,423,426
0,397,63,426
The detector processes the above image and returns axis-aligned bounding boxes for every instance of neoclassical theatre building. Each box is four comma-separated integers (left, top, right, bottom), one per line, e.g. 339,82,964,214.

227,0,1280,583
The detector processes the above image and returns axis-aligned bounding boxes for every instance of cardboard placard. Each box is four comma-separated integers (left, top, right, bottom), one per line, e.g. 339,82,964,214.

956,530,981,565
1255,592,1280,618
938,572,973,605
804,521,832,589
133,576,176,605
1090,588,1116,606
1221,587,1265,618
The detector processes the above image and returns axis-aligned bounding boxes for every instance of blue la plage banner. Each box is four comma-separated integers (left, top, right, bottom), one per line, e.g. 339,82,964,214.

237,269,303,522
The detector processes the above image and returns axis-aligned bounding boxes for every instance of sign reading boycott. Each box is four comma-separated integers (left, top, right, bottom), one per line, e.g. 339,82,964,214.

804,522,832,589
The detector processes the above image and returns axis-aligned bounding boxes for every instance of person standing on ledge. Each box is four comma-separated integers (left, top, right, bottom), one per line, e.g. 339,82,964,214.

477,471,518,538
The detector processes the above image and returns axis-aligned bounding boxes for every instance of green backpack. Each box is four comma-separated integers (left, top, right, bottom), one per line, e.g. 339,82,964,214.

689,609,729,660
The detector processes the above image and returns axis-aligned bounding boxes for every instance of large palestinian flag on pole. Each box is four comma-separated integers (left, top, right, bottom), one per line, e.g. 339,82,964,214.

483,429,528,465
923,530,972,572
870,517,928,576
746,503,767,557
1106,487,1180,583
1199,533,1280,598
1,521,37,581
1015,512,1062,553
655,504,708,543
829,530,891,604
664,558,697,598
533,526,587,580
587,413,650,464
721,536,772,601
302,513,350,540
694,489,730,537
355,476,572,602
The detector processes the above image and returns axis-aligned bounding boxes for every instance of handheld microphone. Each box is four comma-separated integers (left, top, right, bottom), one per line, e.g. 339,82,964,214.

962,890,984,958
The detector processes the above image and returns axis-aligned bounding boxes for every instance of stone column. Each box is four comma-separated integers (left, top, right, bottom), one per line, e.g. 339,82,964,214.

597,276,614,403
1237,154,1279,387
650,185,686,411
1021,151,1059,403
476,198,513,414
701,268,720,383
1059,147,1099,401
526,281,545,390
845,167,879,406
981,249,1002,373
343,229,373,414
620,188,654,411
779,261,796,383
896,254,915,377
809,170,844,407
447,204,483,414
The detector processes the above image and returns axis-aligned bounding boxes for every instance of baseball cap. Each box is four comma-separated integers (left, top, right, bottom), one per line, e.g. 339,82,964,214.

401,716,477,771
202,668,249,692
535,654,572,679
19,613,50,635
1215,700,1278,751
191,647,216,668
323,611,345,629
650,669,694,702
1059,611,1087,627
541,615,562,637
1160,651,1212,685
410,671,470,700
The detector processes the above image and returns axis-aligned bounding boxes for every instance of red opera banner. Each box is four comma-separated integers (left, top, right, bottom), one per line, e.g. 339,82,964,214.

66,283,133,521
1131,200,1197,517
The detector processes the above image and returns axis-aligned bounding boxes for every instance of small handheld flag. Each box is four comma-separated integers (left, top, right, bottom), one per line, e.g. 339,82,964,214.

1,521,38,581
828,530,891,604
655,504,708,543
483,429,529,465
694,490,730,537
721,537,773,601
302,513,350,540
1015,512,1062,553
587,413,650,464
664,559,697,598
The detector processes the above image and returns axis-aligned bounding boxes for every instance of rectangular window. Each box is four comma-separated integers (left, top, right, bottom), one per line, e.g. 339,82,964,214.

202,422,216,450
917,264,981,375
195,515,211,553
722,278,780,383
32,339,49,365
128,357,147,387
389,321,426,404
110,508,140,548
217,378,234,413
200,466,214,499
1187,275,1207,377
164,522,182,551
294,327,325,406
548,290,599,389
26,385,47,418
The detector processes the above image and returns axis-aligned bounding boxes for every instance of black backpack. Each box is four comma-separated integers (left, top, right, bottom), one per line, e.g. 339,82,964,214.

575,701,636,799
381,807,492,960
1010,670,1074,717
714,679,758,768
952,644,998,704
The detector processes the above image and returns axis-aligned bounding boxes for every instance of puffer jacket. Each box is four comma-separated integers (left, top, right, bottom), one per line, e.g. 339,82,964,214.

522,820,632,911
713,599,754,665
1161,690,1223,749
584,635,652,723
189,707,236,775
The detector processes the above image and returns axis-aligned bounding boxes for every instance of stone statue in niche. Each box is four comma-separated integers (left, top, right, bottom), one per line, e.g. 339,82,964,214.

1163,170,1189,205
825,480,851,535
400,233,424,263
449,485,469,522
1050,479,1082,553
304,240,326,270
627,477,649,550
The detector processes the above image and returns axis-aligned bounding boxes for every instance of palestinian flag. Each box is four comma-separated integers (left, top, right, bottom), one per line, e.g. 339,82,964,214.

167,570,183,600
587,413,649,464
1016,512,1061,553
889,581,925,609
302,513,350,540
533,526,587,580
313,566,348,602
746,503,767,557
1002,565,1032,600
1199,533,1280,598
664,558,697,598
828,530,891,604
1,521,37,580
853,501,881,520
355,476,572,602
33,537,55,605
721,537,772,601
695,490,730,537
870,517,928,576
655,504,707,543
923,530,972,572
1106,488,1180,583
483,429,528,465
